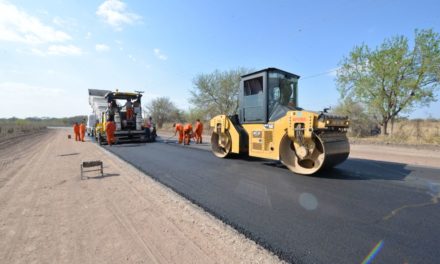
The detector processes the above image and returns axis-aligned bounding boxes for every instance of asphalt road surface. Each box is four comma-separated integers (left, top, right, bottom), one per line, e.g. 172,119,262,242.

106,137,440,264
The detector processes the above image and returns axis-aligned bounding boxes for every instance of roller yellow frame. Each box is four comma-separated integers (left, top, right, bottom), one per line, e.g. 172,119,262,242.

210,68,350,175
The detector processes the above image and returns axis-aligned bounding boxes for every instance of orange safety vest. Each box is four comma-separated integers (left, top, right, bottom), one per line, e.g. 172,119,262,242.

175,123,183,133
80,124,86,134
183,124,192,132
195,121,203,134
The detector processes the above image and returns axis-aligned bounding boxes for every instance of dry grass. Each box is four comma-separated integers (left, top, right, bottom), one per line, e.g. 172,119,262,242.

0,124,46,140
350,120,440,146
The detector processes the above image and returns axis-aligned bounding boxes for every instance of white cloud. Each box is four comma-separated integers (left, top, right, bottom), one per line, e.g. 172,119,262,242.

0,1,71,44
47,45,82,56
31,45,82,56
52,16,76,28
0,82,63,99
30,47,46,56
154,48,167,60
95,43,110,52
0,82,73,118
85,32,92,39
96,0,141,31
128,54,136,62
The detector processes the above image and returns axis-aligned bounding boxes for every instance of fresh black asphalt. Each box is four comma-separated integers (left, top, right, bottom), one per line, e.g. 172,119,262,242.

105,138,440,264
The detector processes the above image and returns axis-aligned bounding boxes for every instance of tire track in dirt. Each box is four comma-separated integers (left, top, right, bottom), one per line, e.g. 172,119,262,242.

0,133,55,262
0,131,52,189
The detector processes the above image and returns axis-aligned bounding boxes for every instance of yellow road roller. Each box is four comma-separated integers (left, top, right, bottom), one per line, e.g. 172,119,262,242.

210,68,350,175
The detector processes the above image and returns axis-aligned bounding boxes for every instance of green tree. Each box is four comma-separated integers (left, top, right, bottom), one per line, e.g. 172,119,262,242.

332,98,377,137
183,108,207,123
144,97,179,128
337,29,440,135
190,68,252,118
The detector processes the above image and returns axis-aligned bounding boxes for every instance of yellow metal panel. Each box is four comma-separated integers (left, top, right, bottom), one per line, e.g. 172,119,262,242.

243,123,282,160
264,131,273,151
210,115,240,154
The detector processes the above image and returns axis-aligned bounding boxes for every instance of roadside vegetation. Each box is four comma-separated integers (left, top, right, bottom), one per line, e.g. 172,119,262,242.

0,116,86,139
336,29,440,136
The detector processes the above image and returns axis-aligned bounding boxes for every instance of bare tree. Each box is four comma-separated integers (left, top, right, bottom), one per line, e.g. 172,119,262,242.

144,97,179,128
190,68,252,118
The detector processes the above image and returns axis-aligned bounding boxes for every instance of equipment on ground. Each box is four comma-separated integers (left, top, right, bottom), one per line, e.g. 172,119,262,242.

210,68,350,175
88,89,156,145
80,160,103,180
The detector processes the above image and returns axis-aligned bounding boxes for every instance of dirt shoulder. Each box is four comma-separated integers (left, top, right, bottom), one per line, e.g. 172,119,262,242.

0,128,282,264
349,144,440,168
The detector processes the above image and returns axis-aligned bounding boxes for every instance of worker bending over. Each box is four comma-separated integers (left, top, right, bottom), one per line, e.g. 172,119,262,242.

194,119,203,144
106,119,116,146
73,122,80,141
173,123,184,144
79,122,86,142
183,123,193,145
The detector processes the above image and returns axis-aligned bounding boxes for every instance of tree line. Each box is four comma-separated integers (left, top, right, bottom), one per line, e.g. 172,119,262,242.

0,116,87,126
145,28,440,136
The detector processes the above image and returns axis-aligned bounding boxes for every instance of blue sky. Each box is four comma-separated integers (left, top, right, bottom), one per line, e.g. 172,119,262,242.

0,0,439,118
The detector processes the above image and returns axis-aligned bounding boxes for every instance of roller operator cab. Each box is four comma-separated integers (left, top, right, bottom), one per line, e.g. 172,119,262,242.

210,68,350,175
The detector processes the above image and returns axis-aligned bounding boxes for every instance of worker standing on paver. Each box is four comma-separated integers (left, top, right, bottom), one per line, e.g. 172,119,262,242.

73,122,80,141
173,123,184,144
125,99,133,120
194,119,203,144
79,122,86,142
106,119,116,146
183,123,193,145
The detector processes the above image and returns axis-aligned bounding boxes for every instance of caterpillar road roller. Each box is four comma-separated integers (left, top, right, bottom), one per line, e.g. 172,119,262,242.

210,68,350,175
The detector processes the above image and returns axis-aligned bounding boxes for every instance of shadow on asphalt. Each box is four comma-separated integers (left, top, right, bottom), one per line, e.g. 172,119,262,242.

261,157,412,181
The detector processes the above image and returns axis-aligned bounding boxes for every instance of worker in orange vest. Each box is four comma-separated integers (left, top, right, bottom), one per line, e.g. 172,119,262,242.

106,120,116,146
173,123,184,144
183,123,193,145
125,99,134,120
79,122,86,142
194,119,203,144
73,122,80,141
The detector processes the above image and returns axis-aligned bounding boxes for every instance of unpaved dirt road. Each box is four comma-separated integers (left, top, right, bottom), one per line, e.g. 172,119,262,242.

349,144,440,168
0,128,281,264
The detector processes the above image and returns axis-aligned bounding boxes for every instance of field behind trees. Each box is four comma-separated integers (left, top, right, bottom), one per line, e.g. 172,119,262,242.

348,118,440,145
0,116,86,140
